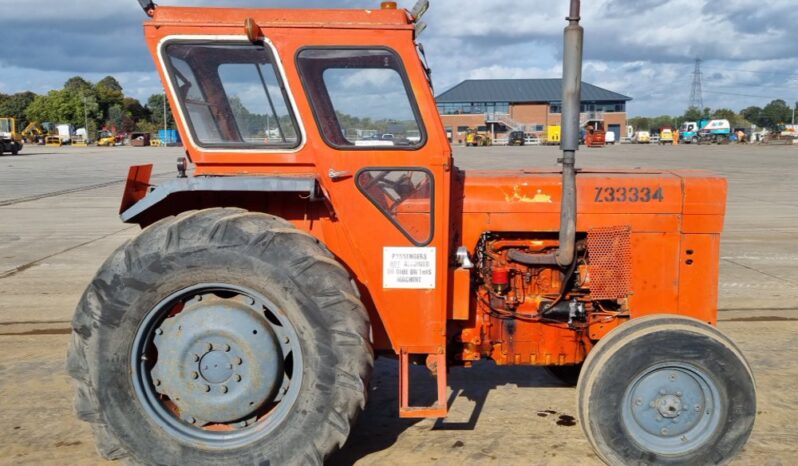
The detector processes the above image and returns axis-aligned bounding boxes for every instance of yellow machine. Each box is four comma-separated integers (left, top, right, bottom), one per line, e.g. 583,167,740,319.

21,121,45,145
465,129,492,147
45,135,63,147
97,130,118,147
0,117,23,155
546,125,561,145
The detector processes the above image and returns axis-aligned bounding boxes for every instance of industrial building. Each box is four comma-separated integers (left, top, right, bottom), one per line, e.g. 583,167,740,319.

436,79,632,144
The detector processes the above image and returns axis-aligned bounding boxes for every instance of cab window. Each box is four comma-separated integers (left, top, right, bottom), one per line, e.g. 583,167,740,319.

163,42,300,149
296,48,425,150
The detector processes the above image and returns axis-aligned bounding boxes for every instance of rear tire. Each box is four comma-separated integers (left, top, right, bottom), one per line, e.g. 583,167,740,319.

67,208,373,465
577,315,755,465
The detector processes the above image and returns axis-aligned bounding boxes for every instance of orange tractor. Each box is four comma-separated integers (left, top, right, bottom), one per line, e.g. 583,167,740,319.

67,1,756,465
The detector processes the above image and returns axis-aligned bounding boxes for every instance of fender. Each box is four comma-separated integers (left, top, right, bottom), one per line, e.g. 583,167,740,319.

120,164,321,225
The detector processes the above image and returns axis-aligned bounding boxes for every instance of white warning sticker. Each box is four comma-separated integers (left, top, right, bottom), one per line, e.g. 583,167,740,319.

383,247,436,289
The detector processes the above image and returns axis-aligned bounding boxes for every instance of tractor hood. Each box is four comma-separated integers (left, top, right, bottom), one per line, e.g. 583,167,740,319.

458,168,726,234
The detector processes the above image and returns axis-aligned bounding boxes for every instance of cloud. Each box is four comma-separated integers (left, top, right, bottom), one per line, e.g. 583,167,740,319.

0,0,796,116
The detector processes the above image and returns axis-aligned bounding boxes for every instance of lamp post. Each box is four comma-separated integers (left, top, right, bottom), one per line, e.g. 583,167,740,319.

82,95,90,140
163,93,168,147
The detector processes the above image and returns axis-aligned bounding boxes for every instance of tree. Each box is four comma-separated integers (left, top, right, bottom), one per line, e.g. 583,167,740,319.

146,94,175,129
682,106,703,122
95,76,124,121
107,105,125,132
64,76,94,95
761,100,791,130
0,91,37,127
123,97,149,122
628,116,651,131
740,106,762,127
25,89,100,129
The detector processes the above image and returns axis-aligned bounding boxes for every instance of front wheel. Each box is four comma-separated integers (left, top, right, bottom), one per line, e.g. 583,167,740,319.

577,315,755,465
67,208,373,465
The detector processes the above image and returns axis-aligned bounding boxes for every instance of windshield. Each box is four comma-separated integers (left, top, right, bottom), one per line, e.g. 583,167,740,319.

163,42,300,149
0,119,11,133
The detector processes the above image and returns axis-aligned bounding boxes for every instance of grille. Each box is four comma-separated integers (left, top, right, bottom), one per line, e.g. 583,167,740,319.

586,226,633,300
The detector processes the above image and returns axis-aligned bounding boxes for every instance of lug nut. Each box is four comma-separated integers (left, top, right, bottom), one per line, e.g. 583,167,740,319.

661,428,669,435
154,379,161,386
695,405,701,412
193,354,200,362
206,343,213,352
221,385,228,393
283,336,290,344
203,384,211,392
196,295,203,302
191,371,199,380
281,387,288,395
155,328,163,335
223,344,231,352
634,398,642,406
186,417,196,424
235,357,243,365
240,421,248,428
249,297,256,305
235,374,242,382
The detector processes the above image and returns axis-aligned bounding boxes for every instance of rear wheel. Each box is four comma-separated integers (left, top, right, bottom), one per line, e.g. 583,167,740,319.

577,315,755,465
67,208,373,465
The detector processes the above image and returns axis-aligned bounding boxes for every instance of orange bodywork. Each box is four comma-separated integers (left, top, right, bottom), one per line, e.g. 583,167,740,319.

133,5,728,416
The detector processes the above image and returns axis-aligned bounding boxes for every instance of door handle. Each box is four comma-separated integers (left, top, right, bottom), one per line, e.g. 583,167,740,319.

328,168,352,181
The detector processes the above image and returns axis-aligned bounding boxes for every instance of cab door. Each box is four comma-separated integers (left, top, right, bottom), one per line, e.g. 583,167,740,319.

295,46,452,354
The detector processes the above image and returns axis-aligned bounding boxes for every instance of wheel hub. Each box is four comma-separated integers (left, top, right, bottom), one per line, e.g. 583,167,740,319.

622,363,721,455
656,394,682,419
150,294,284,425
199,351,234,384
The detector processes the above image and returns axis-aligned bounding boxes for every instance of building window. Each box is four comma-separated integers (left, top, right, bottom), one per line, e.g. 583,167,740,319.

457,126,469,133
550,103,562,114
437,102,510,115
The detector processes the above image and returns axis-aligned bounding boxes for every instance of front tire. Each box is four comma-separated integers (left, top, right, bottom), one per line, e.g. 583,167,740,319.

67,208,373,465
577,315,755,465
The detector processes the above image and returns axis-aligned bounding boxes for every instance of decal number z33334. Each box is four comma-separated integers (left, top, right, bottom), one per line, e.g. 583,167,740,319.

594,186,664,203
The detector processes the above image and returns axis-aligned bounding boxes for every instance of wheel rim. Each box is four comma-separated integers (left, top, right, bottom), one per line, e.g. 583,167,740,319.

621,362,722,456
131,283,303,448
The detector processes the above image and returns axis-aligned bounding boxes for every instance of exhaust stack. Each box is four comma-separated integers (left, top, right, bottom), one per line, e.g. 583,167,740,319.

556,0,583,267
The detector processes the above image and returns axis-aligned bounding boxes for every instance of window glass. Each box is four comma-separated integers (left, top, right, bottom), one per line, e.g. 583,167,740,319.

297,49,424,149
164,43,300,149
357,169,433,245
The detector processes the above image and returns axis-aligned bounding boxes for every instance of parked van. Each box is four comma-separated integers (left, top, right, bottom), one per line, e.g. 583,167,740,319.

632,131,651,144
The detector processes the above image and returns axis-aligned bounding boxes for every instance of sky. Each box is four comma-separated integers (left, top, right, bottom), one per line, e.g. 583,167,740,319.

1,0,797,117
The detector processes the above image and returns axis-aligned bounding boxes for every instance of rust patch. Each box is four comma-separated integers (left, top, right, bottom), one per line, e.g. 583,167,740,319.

504,185,552,204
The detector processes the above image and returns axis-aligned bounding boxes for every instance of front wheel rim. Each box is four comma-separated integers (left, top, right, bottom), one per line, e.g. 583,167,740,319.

621,361,723,456
130,283,303,449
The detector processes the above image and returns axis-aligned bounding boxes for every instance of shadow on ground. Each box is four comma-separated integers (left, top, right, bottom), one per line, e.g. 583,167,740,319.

328,358,569,465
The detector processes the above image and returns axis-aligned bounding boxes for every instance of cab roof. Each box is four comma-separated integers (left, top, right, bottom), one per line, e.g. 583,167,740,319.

149,5,414,30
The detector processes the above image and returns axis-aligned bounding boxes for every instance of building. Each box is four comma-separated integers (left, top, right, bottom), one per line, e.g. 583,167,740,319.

435,79,632,144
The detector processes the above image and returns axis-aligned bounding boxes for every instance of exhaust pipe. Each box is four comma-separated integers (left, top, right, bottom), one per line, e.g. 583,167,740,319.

556,0,583,268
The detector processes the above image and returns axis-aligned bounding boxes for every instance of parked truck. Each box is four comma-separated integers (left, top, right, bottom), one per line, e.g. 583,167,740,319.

0,117,23,155
67,2,756,465
680,118,731,144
